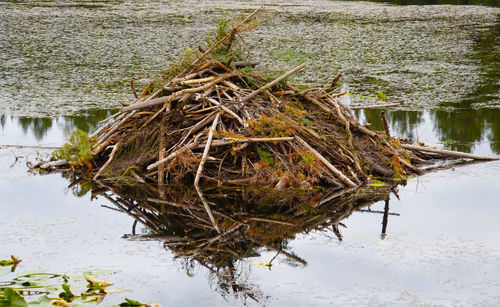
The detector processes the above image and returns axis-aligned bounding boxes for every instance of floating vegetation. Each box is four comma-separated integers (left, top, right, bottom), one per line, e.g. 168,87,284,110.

0,255,21,269
0,267,156,306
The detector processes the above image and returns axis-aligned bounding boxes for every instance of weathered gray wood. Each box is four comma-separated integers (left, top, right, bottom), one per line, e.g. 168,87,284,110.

401,144,499,161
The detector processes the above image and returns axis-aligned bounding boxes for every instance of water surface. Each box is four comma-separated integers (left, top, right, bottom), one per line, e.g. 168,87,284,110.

1,0,499,115
1,0,500,305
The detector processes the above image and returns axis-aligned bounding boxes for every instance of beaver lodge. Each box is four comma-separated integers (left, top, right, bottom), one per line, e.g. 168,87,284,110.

32,7,498,203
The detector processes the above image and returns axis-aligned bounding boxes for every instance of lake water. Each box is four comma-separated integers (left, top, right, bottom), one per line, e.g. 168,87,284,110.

1,0,499,306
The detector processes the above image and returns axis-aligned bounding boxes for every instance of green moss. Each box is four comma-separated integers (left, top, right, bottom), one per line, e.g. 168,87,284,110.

300,151,316,165
257,145,274,165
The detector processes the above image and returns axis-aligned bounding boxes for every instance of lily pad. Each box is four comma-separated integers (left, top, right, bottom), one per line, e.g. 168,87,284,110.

0,288,28,307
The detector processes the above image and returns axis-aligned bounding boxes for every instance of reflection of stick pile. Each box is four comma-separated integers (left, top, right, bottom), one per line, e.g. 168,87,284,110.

93,182,391,267
89,182,392,302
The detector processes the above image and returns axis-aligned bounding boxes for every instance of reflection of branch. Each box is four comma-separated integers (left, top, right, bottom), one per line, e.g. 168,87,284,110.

357,209,399,216
381,198,390,238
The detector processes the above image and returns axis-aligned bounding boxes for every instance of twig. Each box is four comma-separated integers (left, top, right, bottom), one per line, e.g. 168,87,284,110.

121,96,171,112
40,159,68,169
194,112,222,234
1,144,60,150
8,148,18,167
401,144,499,161
244,217,294,226
194,112,221,186
398,157,424,175
177,111,217,147
147,133,204,171
380,111,391,138
350,103,400,110
295,136,357,188
241,63,306,103
180,76,216,85
196,136,294,148
206,97,244,125
129,170,146,183
140,100,171,129
330,73,342,88
190,6,263,67
131,79,138,98
93,142,120,180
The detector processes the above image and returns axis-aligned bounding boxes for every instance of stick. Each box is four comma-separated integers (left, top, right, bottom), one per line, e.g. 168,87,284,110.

302,94,336,114
206,97,244,125
330,91,346,98
178,111,217,147
233,61,259,68
194,113,221,186
8,148,18,167
193,113,222,234
195,185,221,234
92,111,134,155
140,100,171,129
241,63,306,103
401,144,499,161
398,156,424,175
158,148,166,185
147,133,204,171
40,159,68,169
196,136,294,148
350,103,400,110
180,76,216,85
121,96,170,112
295,136,357,188
244,217,294,226
131,79,138,98
129,170,145,183
380,111,391,138
190,6,263,67
123,72,235,113
93,142,120,180
330,73,342,88
1,144,61,150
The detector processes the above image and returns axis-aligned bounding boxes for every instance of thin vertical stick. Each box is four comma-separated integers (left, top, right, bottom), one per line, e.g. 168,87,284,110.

381,197,390,239
158,114,167,186
93,142,120,180
380,111,391,138
194,112,221,233
190,6,263,67
194,112,220,186
158,149,166,185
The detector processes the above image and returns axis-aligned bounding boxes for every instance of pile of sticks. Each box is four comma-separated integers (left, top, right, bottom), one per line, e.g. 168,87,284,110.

33,7,498,192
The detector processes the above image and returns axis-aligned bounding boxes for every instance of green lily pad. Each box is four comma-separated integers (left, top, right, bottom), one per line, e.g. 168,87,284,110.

0,288,28,307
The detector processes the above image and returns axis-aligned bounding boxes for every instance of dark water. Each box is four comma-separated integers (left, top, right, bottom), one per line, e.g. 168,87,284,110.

1,0,500,306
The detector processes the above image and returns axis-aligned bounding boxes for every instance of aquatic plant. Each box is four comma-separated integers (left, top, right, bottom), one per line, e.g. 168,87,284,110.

0,268,154,306
52,129,95,162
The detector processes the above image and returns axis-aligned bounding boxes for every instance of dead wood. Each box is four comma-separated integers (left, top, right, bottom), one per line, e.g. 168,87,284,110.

30,8,499,196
